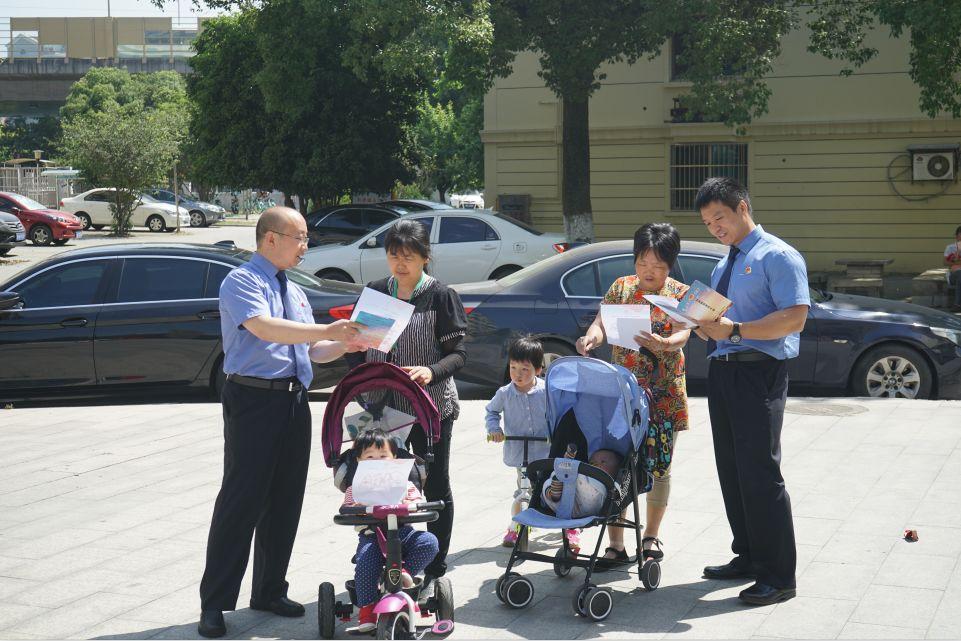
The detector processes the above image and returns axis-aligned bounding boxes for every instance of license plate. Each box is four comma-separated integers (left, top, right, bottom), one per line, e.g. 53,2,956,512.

15,232,25,242
74,231,83,240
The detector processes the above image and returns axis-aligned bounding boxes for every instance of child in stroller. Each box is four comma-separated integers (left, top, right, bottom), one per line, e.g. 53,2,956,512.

496,356,661,622
319,362,455,640
341,429,440,633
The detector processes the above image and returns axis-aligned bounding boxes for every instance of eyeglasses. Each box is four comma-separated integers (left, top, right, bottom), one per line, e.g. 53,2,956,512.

269,229,309,244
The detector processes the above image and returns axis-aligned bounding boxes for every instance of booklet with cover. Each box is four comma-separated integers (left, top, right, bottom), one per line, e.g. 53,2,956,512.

644,280,732,328
349,287,415,353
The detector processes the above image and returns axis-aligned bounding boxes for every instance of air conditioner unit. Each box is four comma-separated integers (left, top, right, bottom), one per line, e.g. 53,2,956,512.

908,144,960,181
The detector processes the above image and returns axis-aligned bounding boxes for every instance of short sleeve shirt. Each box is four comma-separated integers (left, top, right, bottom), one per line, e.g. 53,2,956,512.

709,225,810,360
219,252,315,387
945,242,961,272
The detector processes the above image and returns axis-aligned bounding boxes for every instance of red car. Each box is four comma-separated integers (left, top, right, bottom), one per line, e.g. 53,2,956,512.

0,192,84,246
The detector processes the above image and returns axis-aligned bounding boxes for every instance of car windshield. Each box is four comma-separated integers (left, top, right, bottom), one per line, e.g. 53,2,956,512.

138,193,158,203
494,212,543,236
12,194,48,210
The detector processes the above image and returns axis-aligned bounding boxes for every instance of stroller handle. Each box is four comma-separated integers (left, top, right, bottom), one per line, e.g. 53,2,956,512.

338,500,446,516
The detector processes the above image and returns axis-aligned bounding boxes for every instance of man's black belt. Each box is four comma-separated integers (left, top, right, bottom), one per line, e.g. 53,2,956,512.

227,373,304,392
711,350,776,362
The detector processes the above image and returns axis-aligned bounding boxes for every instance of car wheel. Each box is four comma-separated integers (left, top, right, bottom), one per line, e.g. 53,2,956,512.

75,212,92,230
490,265,522,280
146,215,166,232
542,339,577,369
852,344,933,399
92,224,106,231
316,269,354,283
0,247,10,256
30,224,53,246
189,210,206,227
52,239,69,246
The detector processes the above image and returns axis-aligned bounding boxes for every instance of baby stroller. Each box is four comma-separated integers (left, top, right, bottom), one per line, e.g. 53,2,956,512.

319,362,455,640
496,356,657,622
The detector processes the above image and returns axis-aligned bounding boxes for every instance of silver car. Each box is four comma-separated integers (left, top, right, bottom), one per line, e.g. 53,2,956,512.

145,189,226,227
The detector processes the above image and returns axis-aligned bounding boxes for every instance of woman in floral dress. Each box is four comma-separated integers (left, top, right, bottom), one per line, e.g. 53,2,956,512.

576,222,690,566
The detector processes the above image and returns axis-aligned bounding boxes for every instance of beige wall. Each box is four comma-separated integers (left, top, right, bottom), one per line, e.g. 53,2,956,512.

9,17,189,59
483,25,961,273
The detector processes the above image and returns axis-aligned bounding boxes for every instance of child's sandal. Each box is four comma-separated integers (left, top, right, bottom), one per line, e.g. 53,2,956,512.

642,536,664,561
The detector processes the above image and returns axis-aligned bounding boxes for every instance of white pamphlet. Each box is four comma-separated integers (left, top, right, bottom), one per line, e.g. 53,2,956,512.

350,287,415,353
599,304,652,350
351,459,415,506
643,295,699,329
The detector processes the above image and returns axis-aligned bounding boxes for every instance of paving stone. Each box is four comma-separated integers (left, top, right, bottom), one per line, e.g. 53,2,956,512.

837,621,927,639
756,596,856,639
873,552,955,590
7,592,147,637
668,602,767,638
798,561,877,601
849,584,942,629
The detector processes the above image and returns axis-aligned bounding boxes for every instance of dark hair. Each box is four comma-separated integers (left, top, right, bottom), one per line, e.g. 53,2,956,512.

384,219,431,260
352,428,397,456
694,176,752,216
633,222,680,267
508,336,544,369
955,225,961,236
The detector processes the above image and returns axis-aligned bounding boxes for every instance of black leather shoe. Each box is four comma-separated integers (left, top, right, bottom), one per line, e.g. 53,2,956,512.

249,596,306,617
739,582,796,605
198,610,226,638
703,559,756,580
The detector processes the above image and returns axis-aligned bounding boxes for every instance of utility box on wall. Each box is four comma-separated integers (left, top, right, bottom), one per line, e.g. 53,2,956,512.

496,194,532,224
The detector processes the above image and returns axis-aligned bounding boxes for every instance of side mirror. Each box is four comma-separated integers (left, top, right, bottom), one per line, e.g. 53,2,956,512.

365,237,377,248
0,292,24,311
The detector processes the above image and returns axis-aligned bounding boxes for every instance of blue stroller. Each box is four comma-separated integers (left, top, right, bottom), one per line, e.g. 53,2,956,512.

495,356,658,622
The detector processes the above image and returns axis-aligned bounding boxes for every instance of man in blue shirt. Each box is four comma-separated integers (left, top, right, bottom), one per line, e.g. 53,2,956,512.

694,177,809,606
198,207,361,638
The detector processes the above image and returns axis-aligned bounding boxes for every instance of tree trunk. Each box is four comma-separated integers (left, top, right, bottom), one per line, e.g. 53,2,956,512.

437,187,447,205
284,193,295,208
562,93,594,243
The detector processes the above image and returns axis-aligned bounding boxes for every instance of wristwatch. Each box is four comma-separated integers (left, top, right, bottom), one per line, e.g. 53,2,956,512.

729,322,742,344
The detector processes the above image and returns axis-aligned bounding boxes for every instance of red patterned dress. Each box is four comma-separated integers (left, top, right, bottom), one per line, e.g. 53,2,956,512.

603,275,690,475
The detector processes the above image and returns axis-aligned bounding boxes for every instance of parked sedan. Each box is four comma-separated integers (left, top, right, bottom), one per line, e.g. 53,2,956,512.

0,242,361,401
300,210,569,284
0,211,26,256
378,199,452,212
451,240,961,400
61,189,190,232
304,204,407,247
0,192,84,246
145,189,226,228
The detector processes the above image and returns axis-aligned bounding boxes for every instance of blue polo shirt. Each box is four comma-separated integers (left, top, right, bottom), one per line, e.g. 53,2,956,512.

710,225,810,360
219,252,315,387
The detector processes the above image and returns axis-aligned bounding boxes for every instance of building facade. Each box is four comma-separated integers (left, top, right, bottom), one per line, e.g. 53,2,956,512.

482,27,961,274
0,17,207,119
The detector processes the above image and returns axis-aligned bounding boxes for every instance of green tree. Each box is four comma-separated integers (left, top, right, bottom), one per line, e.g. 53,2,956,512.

0,117,62,162
468,0,793,242
411,89,484,202
60,68,187,235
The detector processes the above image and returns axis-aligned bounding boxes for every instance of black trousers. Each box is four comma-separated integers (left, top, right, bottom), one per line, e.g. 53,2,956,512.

406,415,454,577
707,358,796,589
199,380,311,611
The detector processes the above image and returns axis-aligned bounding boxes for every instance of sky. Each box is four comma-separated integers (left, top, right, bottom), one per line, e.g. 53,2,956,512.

3,0,224,18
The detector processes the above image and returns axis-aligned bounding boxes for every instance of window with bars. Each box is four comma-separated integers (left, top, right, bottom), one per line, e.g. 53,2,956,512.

670,143,748,211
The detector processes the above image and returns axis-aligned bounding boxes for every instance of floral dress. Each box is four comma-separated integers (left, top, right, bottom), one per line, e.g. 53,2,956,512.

603,275,690,476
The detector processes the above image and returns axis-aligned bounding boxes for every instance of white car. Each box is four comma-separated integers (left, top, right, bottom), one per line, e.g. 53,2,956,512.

449,190,484,209
61,188,191,232
300,209,569,284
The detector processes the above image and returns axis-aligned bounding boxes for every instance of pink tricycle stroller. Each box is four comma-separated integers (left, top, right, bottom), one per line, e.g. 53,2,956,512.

319,362,454,640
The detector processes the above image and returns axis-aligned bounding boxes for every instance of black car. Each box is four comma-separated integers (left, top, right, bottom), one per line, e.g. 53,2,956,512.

378,199,452,212
0,243,362,401
453,240,961,400
305,204,408,247
0,211,26,256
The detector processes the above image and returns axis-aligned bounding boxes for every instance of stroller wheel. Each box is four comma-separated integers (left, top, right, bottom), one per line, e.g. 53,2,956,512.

318,582,336,639
503,575,534,609
583,587,613,621
553,547,572,578
571,585,591,616
641,559,661,591
376,611,412,640
434,576,454,621
495,572,519,604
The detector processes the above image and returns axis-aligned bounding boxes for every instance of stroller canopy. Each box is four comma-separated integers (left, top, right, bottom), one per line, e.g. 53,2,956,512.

544,356,648,457
321,362,440,467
